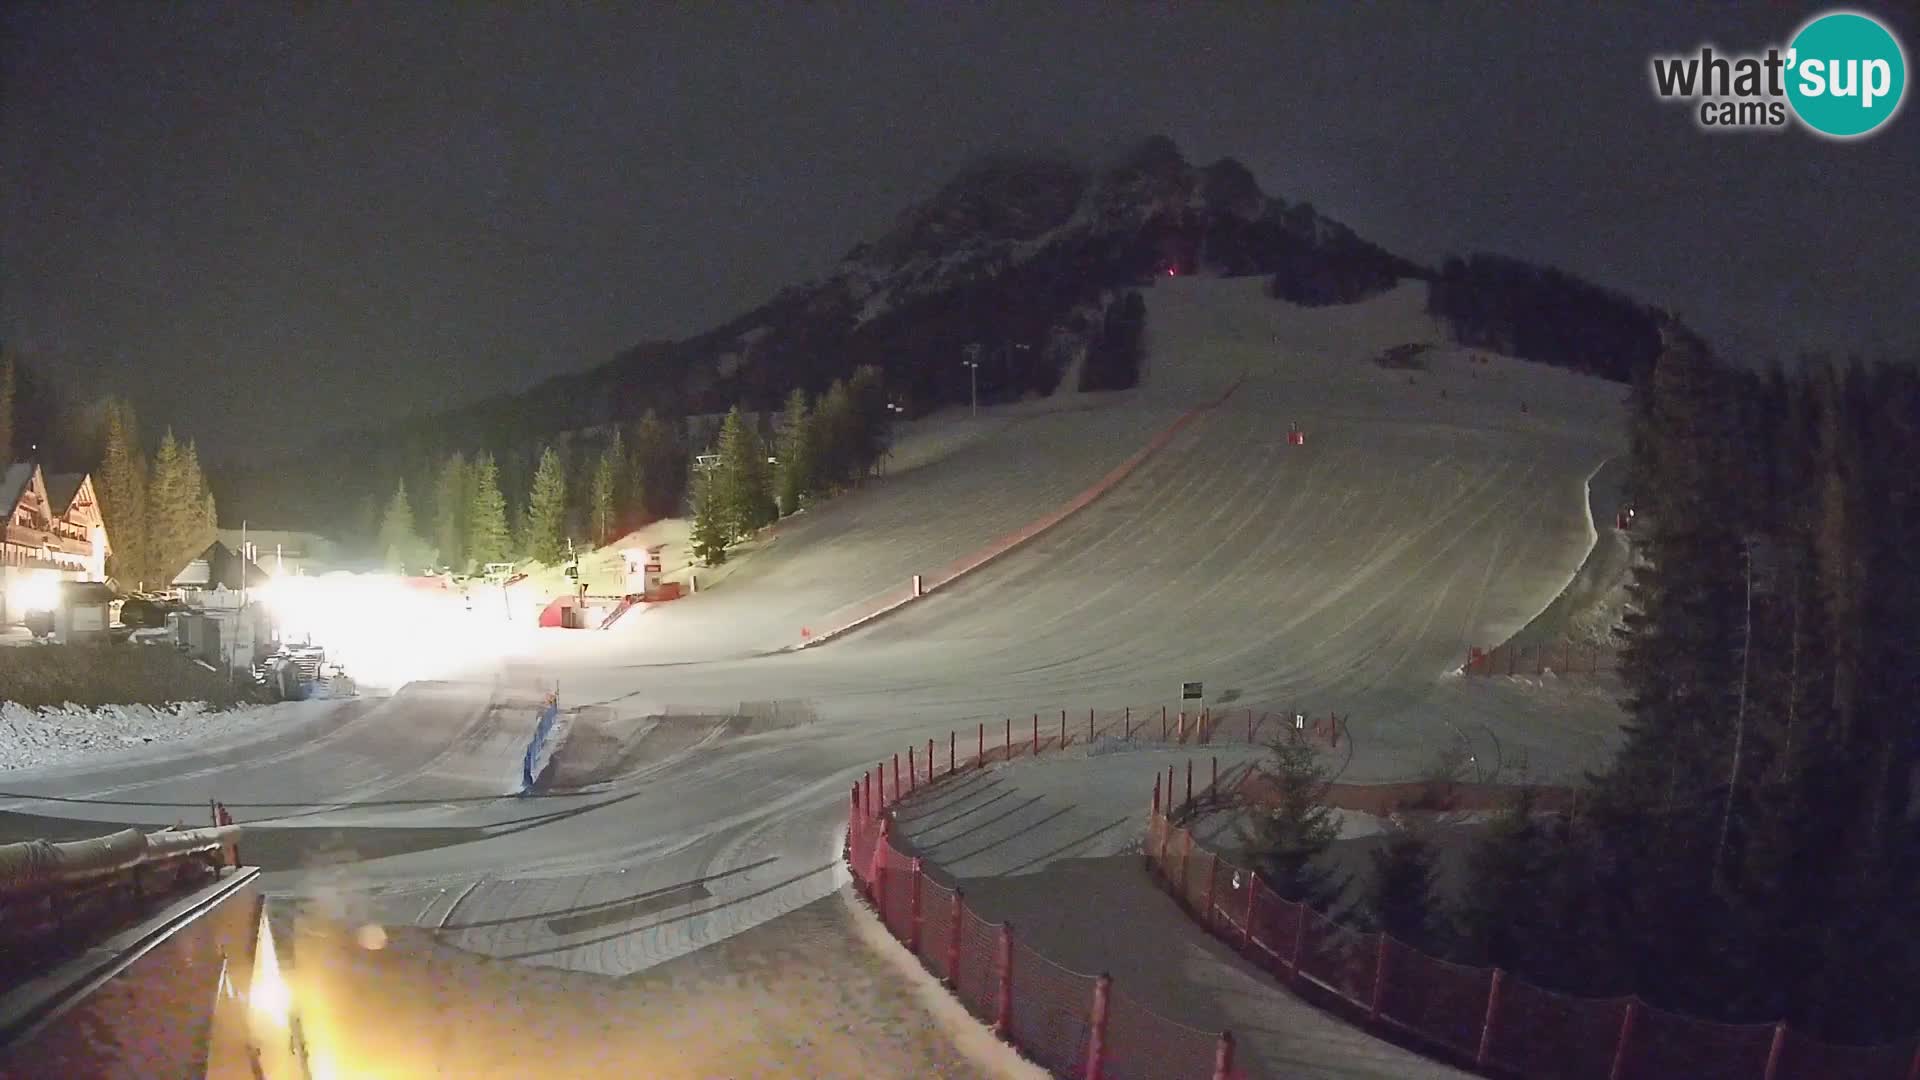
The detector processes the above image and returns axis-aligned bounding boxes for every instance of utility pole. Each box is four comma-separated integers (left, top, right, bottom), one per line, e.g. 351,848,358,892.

963,344,982,418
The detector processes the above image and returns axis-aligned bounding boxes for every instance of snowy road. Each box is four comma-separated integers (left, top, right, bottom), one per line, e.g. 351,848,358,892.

0,280,1627,1072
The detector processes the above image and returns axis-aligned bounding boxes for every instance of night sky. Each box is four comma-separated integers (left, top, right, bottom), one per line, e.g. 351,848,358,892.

5,3,1916,456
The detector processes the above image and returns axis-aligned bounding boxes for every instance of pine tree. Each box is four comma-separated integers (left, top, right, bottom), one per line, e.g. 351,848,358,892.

630,410,682,519
378,479,421,572
688,463,729,566
590,430,625,545
432,453,468,572
181,439,217,555
775,388,815,515
94,400,148,587
522,446,569,564
715,406,774,539
847,365,892,477
467,453,511,568
1237,734,1346,909
1363,818,1442,952
147,429,193,582
815,379,855,488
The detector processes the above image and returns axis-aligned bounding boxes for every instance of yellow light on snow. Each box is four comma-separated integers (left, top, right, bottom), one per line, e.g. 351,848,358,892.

6,571,58,614
250,912,290,1029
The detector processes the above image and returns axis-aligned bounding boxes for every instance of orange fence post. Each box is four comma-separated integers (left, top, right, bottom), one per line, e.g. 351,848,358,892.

978,722,984,764
1185,759,1193,807
1167,765,1175,812
908,746,916,794
1084,973,1112,1080
1203,851,1219,927
1247,708,1254,743
995,923,1015,1038
1060,709,1067,749
1005,716,1011,760
1180,829,1195,907
946,889,964,988
1089,707,1095,744
1031,713,1039,755
1762,1021,1788,1080
1609,1000,1641,1080
870,817,892,914
1288,903,1308,983
1477,969,1505,1069
1161,704,1167,739
893,753,901,800
1177,709,1186,739
1211,1031,1235,1080
1210,756,1218,797
927,738,934,782
950,730,957,776
909,857,924,953
865,768,874,813
1152,775,1161,817
1370,935,1390,1023
1244,872,1260,950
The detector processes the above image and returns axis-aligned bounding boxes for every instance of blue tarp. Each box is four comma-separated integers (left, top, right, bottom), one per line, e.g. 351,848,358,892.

520,700,560,794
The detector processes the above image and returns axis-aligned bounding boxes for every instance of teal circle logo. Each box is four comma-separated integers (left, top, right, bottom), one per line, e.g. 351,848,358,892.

1786,11,1907,138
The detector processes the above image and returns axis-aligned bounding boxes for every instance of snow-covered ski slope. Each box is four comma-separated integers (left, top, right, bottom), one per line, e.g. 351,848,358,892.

0,277,1627,1009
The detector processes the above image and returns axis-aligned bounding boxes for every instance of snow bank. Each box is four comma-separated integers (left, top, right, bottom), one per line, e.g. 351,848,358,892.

0,700,315,772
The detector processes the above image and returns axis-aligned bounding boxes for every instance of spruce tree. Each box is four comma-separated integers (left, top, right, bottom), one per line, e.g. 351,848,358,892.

630,410,682,519
522,446,569,564
590,430,625,545
1237,733,1346,909
95,401,149,587
688,463,729,566
775,388,815,515
715,406,774,539
432,453,468,572
377,479,421,572
1363,818,1442,952
815,379,855,489
847,365,892,476
466,453,511,568
182,439,217,556
147,429,192,582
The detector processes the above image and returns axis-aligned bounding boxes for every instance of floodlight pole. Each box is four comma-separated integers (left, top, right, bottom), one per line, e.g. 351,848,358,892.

963,343,982,418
